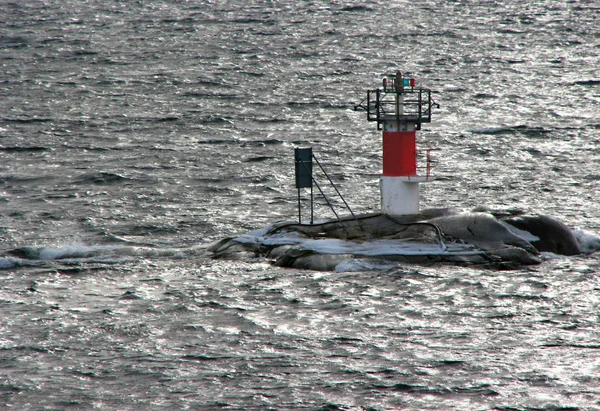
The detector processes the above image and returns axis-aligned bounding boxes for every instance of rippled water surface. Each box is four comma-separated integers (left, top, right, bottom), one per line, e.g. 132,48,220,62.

1,1,600,410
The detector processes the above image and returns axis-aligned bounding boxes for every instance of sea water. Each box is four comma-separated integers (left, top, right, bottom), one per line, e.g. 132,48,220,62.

1,1,599,410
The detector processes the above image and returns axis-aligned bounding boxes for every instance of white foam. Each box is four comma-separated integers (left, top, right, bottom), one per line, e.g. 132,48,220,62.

500,221,540,243
573,229,600,254
334,258,400,272
234,232,480,257
38,244,102,260
0,257,21,269
15,243,185,262
540,251,567,261
235,231,306,246
0,256,46,269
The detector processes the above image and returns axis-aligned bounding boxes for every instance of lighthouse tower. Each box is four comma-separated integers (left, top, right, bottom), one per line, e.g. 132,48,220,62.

355,71,437,215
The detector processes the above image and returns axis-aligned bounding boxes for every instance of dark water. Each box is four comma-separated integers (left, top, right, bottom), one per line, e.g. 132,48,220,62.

1,1,600,410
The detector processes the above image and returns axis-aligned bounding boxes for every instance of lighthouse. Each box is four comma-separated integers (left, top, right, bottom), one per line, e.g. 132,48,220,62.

355,71,437,215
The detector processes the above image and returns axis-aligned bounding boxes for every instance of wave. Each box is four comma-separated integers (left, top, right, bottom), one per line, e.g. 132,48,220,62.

0,117,54,123
199,115,235,124
244,156,276,163
2,243,202,270
73,172,130,185
334,258,403,272
197,138,233,145
574,79,600,86
0,257,45,270
0,146,51,153
241,138,284,147
573,230,600,254
472,93,497,99
372,382,499,396
468,125,552,137
10,244,114,260
340,5,374,12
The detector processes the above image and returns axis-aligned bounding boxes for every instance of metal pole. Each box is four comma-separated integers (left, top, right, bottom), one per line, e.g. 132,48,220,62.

310,184,314,224
298,187,301,224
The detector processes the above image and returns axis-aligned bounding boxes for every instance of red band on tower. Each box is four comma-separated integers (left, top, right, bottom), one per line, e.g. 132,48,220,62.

382,131,417,176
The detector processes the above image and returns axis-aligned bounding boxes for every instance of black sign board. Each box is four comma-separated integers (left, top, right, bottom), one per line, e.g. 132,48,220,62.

295,148,312,189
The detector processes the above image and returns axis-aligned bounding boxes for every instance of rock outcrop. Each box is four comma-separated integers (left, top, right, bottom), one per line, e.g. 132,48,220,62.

208,209,586,271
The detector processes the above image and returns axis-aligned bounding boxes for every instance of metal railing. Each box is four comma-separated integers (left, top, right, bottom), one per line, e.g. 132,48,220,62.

417,148,438,180
355,87,435,130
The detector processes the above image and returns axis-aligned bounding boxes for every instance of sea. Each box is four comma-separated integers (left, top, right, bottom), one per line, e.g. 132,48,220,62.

1,1,600,410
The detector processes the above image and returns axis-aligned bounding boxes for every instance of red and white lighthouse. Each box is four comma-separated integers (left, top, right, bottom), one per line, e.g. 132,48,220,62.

355,71,437,215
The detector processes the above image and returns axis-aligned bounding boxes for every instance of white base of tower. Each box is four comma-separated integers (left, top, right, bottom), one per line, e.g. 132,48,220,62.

381,176,431,215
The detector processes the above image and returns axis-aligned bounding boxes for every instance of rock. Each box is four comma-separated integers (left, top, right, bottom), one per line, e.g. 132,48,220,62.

501,214,582,255
429,212,539,254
